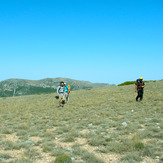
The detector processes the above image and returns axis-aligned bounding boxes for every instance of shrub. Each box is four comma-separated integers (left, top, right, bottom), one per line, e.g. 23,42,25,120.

88,136,107,146
106,137,113,142
118,81,135,86
62,136,75,142
54,155,72,163
118,80,153,86
134,142,144,150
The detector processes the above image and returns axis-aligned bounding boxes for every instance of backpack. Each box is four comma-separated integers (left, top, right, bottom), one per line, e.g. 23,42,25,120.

135,79,144,90
68,85,71,94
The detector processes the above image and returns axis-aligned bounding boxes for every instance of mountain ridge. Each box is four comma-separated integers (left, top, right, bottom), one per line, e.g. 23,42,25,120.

0,78,112,97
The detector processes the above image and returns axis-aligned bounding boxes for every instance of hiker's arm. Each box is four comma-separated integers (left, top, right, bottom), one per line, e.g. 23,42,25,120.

142,84,145,88
135,85,137,92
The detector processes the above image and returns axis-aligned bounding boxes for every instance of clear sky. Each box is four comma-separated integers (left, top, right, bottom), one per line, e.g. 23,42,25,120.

0,0,163,84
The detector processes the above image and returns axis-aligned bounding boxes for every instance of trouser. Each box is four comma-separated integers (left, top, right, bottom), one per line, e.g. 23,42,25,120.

136,90,143,101
65,92,69,103
59,94,66,107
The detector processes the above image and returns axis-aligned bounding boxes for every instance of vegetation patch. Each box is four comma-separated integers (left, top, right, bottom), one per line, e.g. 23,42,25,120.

118,80,155,86
120,152,142,162
54,155,72,163
24,148,41,160
0,153,12,161
73,145,105,163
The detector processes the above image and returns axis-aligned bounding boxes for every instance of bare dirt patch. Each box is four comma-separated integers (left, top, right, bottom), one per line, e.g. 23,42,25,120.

28,136,42,143
1,133,19,142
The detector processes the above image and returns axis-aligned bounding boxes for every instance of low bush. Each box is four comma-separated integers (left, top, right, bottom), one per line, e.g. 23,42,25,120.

118,81,136,86
118,80,153,86
88,136,107,146
54,155,72,163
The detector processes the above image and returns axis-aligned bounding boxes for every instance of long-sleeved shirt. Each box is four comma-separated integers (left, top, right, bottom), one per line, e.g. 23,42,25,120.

57,86,65,95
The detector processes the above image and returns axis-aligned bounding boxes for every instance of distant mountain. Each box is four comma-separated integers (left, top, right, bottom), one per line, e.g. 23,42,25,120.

0,78,111,97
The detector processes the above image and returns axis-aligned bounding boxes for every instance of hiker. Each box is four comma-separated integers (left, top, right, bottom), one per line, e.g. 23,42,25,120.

135,77,145,101
64,83,69,103
57,81,66,107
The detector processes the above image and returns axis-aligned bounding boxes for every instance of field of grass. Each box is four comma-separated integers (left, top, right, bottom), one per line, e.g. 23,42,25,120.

0,80,162,163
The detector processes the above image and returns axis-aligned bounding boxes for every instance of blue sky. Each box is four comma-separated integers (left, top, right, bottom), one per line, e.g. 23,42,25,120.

0,0,162,84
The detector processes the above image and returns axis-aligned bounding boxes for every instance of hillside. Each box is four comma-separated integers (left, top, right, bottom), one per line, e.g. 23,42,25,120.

0,78,111,97
118,80,159,86
0,80,162,162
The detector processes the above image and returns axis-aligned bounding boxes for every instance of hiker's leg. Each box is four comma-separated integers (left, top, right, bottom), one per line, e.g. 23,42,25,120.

141,92,143,100
65,93,68,103
140,90,143,101
61,95,66,106
136,95,139,101
59,97,62,106
65,93,69,103
67,94,69,103
59,95,63,107
64,95,66,102
136,90,142,101
136,91,139,101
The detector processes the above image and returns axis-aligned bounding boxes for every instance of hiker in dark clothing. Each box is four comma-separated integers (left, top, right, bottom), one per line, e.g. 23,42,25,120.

135,77,145,101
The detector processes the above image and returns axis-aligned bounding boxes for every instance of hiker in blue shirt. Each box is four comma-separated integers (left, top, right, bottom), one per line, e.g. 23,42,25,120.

64,83,69,103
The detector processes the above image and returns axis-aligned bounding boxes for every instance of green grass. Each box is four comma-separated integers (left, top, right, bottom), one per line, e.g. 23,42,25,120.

88,135,108,146
51,147,65,157
0,80,162,162
73,145,105,163
0,140,30,150
0,153,12,160
118,81,136,86
54,155,72,163
24,148,41,160
41,140,56,152
9,159,33,163
120,152,142,162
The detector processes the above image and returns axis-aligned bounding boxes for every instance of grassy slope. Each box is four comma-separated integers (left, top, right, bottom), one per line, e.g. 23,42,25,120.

118,80,157,86
0,81,162,163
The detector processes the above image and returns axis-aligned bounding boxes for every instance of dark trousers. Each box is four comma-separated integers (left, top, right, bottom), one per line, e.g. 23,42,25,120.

136,90,143,101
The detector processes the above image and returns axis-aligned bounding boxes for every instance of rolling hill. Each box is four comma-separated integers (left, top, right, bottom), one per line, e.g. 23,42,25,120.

0,78,111,97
